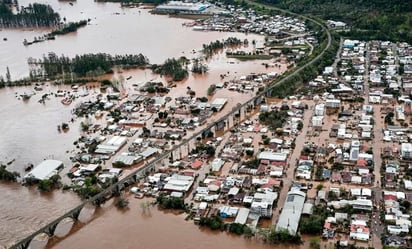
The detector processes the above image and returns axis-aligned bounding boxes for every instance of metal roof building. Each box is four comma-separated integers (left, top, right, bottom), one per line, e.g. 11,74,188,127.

276,189,306,235
163,174,194,193
155,1,210,13
210,98,227,112
234,208,250,225
24,159,64,181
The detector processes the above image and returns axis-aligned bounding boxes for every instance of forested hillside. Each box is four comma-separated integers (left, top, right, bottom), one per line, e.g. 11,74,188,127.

255,0,412,43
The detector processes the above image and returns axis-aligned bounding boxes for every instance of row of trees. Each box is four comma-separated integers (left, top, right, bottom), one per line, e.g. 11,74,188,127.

95,0,168,5
28,52,149,78
0,3,60,27
269,31,340,98
49,20,88,36
202,37,245,57
260,227,302,244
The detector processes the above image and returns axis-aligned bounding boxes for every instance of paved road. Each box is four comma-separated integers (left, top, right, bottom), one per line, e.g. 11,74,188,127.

332,37,343,78
245,0,332,226
271,103,314,222
364,41,371,103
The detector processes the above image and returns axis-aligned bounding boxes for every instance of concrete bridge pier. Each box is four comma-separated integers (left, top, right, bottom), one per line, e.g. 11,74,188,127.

215,120,225,132
77,203,96,223
54,217,75,238
169,151,174,162
28,233,49,249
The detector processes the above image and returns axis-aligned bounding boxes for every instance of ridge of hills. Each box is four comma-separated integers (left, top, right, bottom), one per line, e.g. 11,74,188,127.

254,0,412,43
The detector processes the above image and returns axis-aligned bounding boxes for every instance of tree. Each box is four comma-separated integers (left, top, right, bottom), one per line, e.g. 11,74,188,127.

38,174,61,192
262,227,302,244
300,216,323,234
191,58,208,74
115,195,129,209
297,121,303,131
207,84,216,96
229,223,245,235
152,58,188,81
5,66,10,82
384,112,395,125
0,165,19,182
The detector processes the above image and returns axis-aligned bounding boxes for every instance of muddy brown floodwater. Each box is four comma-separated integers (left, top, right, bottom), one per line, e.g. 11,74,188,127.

0,0,288,248
52,198,305,249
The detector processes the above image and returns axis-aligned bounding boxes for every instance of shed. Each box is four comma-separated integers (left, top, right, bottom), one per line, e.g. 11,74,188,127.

211,158,225,172
139,147,159,159
302,202,314,215
228,187,240,197
234,208,250,225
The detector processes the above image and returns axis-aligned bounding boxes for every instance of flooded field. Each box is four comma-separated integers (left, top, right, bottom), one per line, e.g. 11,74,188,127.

0,0,288,247
1,0,266,80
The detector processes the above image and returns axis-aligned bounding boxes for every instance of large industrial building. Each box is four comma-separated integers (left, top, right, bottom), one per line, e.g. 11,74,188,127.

24,159,64,181
276,188,306,235
155,1,210,14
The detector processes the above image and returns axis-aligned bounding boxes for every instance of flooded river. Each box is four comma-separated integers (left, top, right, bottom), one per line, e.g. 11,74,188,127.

52,198,305,249
0,0,287,248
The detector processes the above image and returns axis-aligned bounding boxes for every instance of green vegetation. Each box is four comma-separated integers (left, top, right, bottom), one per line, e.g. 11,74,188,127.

0,2,60,27
49,20,88,36
157,194,186,210
197,96,209,102
252,0,412,43
260,227,302,244
115,195,130,209
299,215,323,234
228,223,253,235
24,20,89,46
258,109,288,131
29,53,149,78
0,165,19,182
95,0,168,5
309,237,321,249
207,84,216,96
269,31,339,98
243,158,260,169
191,143,216,156
299,204,329,235
198,216,225,230
151,58,188,81
23,174,62,192
226,53,272,60
37,175,62,192
192,59,208,74
384,112,394,126
202,37,244,57
73,175,103,200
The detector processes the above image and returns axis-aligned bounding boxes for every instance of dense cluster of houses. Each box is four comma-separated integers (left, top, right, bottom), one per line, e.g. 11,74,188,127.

295,39,412,247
